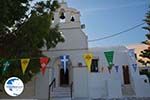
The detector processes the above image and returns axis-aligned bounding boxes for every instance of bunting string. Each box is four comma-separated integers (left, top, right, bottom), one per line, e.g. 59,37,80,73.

0,57,51,63
0,57,50,75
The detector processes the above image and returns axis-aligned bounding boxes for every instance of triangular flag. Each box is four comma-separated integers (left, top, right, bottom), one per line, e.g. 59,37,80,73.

104,51,114,66
21,59,30,75
83,53,93,71
2,61,11,75
40,67,47,75
132,64,137,72
128,49,136,63
40,57,49,75
115,65,119,72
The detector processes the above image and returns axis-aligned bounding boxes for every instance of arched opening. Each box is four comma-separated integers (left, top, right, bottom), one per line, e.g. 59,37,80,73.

70,16,75,22
52,16,54,23
60,68,69,86
59,12,66,23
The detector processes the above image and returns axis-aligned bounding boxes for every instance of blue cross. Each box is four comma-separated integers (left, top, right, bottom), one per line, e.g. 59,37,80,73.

60,55,69,74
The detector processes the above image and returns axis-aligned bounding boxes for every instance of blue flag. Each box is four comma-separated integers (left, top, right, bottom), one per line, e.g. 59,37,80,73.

60,55,69,74
115,65,119,72
132,64,137,72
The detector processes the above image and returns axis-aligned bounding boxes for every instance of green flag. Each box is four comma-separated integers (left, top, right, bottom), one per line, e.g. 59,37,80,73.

104,51,114,67
2,61,11,75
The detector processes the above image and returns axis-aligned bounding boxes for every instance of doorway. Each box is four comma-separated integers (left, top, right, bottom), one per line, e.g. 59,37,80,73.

123,65,130,84
60,68,69,86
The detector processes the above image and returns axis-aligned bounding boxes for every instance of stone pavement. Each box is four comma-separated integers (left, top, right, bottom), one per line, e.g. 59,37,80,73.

93,97,150,100
52,97,89,100
51,97,150,100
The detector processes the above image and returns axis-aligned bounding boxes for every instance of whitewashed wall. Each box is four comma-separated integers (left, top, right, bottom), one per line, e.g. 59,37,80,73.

107,79,122,98
88,73,108,99
35,69,49,99
133,76,150,97
73,67,88,98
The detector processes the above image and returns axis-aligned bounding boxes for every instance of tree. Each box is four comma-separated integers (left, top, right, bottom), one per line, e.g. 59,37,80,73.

139,8,150,66
0,0,64,85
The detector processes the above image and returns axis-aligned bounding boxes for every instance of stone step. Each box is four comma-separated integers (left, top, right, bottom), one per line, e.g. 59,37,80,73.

50,87,71,98
53,87,70,92
122,85,135,96
51,92,71,97
51,97,72,100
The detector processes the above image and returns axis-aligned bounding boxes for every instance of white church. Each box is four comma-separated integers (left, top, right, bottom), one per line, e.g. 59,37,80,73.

1,1,150,100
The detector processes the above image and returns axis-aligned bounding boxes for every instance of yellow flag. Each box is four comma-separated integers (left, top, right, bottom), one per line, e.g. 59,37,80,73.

83,53,93,71
21,59,30,74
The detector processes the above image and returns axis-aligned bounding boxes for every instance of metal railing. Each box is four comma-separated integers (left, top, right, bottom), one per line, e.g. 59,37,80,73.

48,78,56,100
70,81,73,99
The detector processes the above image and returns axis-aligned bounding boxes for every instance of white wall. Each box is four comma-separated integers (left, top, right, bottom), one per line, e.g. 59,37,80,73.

50,27,88,50
73,68,123,99
73,67,88,98
133,76,150,97
35,68,49,99
88,73,108,99
107,79,122,98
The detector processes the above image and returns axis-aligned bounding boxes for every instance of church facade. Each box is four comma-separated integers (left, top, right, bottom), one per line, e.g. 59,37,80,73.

42,1,150,99
1,1,150,100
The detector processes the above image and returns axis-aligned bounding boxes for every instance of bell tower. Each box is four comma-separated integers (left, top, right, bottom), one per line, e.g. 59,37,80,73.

46,0,88,88
51,0,88,51
52,0,81,25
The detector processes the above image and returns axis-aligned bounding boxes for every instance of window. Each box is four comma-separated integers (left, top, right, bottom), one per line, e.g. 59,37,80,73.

91,59,99,72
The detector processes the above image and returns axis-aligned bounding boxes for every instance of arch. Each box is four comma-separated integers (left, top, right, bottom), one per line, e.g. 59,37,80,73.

70,16,75,22
50,56,73,87
59,9,66,23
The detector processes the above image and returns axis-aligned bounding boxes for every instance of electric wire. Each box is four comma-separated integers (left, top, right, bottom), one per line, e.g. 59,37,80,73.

88,23,145,42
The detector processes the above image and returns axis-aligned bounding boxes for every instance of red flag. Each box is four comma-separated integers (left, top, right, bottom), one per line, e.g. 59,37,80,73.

40,57,49,75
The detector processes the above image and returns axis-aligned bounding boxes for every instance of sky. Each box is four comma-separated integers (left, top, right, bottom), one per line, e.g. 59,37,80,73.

64,0,149,47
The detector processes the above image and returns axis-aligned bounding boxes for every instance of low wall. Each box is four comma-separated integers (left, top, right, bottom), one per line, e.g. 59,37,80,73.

73,67,122,99
73,67,88,98
107,79,122,98
88,73,107,99
133,76,150,97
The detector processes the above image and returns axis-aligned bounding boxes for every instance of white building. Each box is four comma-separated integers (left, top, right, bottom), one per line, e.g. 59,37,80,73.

1,0,150,100
43,1,150,99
